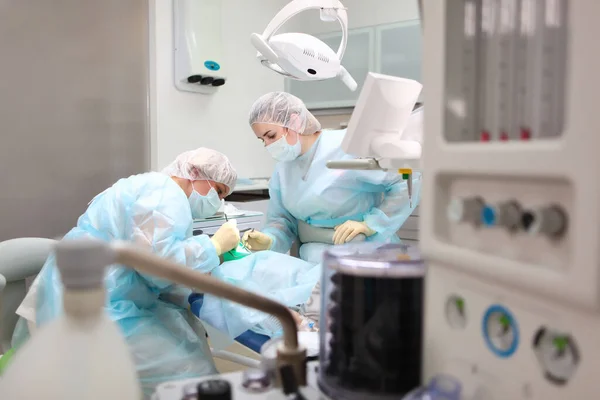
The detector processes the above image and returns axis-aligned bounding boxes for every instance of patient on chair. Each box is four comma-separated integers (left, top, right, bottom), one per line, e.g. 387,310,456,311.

12,249,321,348
194,250,321,339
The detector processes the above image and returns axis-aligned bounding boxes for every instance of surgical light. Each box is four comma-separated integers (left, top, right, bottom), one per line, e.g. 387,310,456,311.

251,0,357,91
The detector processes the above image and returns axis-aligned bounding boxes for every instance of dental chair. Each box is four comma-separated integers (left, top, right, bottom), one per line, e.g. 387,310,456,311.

0,237,258,373
188,293,271,354
0,237,55,355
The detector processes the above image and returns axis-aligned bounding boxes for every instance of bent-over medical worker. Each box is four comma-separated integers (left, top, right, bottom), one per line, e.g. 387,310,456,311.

243,92,423,264
14,148,240,398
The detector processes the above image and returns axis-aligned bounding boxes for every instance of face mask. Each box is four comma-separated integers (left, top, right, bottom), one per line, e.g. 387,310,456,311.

266,132,301,162
188,183,221,219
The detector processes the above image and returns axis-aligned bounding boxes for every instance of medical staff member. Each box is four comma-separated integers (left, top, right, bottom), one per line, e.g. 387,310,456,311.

243,92,422,264
20,148,240,398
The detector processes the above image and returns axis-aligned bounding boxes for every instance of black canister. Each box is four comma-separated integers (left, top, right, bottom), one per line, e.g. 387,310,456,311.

318,243,424,400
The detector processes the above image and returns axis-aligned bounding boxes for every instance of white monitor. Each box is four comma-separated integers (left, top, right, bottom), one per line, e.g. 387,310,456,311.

340,72,423,170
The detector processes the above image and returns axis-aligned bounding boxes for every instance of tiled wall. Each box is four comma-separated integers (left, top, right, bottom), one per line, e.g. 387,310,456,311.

317,112,353,130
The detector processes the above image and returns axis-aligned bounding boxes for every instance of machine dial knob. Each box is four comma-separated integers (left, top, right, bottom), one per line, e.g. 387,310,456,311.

447,197,484,224
195,379,232,400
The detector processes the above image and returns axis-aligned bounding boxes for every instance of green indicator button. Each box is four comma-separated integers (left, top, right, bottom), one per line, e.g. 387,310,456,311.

499,314,511,329
455,298,464,312
553,336,569,352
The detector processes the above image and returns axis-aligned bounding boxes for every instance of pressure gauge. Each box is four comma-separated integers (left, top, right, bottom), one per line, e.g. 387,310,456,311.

482,305,519,358
533,328,580,385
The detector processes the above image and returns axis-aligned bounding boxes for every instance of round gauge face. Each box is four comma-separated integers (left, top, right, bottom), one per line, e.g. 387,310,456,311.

445,295,467,329
482,305,519,357
533,328,580,385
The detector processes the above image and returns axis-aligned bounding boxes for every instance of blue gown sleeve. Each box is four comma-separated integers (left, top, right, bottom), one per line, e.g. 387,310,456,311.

357,170,422,241
129,181,221,290
261,169,298,254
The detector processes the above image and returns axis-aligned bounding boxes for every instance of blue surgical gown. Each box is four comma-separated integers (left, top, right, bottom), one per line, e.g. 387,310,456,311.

33,172,220,397
263,129,421,264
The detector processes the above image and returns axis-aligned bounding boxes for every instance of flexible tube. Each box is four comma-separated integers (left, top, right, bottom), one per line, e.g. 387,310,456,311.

112,242,299,349
210,348,261,369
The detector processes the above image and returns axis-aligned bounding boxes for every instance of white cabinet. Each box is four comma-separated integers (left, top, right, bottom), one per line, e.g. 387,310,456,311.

287,20,423,109
286,28,375,109
375,19,422,83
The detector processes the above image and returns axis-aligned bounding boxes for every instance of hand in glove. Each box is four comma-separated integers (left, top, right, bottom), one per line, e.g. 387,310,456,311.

332,221,375,245
242,230,273,251
210,221,240,256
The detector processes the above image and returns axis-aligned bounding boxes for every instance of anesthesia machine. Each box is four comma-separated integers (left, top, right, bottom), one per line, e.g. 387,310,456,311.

420,0,598,399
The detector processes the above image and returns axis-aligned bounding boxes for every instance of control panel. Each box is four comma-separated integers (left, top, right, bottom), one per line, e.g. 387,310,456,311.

420,0,600,398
